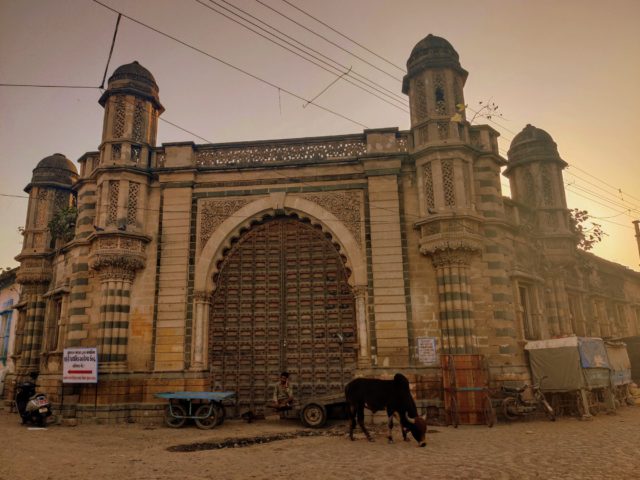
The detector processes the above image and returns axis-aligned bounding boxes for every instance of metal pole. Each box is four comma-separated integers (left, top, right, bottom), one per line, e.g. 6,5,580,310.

633,220,640,266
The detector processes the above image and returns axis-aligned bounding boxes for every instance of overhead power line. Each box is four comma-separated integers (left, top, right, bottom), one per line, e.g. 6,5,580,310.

278,0,406,73
217,0,408,105
254,0,403,82
91,0,369,129
193,0,408,112
0,83,97,89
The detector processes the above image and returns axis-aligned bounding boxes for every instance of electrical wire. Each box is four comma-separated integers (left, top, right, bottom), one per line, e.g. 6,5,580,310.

193,0,408,112
209,0,408,106
278,0,406,73
91,0,369,129
254,0,403,82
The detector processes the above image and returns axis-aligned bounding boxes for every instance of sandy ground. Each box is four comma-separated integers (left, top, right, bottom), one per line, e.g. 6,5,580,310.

1,406,639,480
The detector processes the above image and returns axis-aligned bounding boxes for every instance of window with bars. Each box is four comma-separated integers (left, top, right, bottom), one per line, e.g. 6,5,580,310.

518,284,538,340
0,309,12,366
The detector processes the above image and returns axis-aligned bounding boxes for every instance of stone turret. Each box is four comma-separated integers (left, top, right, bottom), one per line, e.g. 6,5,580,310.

505,124,573,243
89,61,162,370
15,153,77,373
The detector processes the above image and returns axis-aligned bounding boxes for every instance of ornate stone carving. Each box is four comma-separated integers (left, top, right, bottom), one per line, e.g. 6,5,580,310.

542,165,553,206
424,163,435,210
111,144,121,161
107,181,119,226
430,245,477,267
35,190,48,227
195,138,367,167
300,190,363,245
434,73,446,114
89,235,147,275
112,96,126,138
416,125,428,145
442,159,456,206
127,182,139,226
437,122,449,140
193,290,212,303
199,198,251,249
132,99,145,143
16,256,52,285
415,78,428,120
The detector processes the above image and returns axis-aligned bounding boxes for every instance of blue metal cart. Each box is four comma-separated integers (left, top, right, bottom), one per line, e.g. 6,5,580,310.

155,391,236,429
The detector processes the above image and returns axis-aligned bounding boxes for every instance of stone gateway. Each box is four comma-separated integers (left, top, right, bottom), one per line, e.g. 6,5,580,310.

5,35,640,422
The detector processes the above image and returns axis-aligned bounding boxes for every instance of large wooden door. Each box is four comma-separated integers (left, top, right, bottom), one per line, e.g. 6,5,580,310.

209,216,356,413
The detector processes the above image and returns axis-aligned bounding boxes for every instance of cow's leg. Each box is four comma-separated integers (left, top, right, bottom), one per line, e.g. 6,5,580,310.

357,406,373,442
386,408,394,443
348,404,357,441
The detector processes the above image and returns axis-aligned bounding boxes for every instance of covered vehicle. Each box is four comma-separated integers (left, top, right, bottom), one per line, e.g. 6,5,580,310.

525,336,615,417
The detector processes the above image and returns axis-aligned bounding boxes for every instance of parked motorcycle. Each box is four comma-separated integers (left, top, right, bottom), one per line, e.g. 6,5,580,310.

15,374,52,427
501,377,555,422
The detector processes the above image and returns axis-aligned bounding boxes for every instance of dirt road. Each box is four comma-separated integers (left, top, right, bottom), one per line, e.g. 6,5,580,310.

1,406,639,480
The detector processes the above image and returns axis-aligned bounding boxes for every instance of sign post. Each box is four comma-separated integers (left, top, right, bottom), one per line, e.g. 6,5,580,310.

62,348,99,416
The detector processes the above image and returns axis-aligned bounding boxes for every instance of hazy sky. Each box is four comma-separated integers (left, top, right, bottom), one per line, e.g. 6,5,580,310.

1,0,639,271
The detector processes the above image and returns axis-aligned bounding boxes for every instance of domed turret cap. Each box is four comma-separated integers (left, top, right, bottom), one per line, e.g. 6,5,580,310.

506,124,567,170
402,34,468,93
99,61,164,112
25,153,78,192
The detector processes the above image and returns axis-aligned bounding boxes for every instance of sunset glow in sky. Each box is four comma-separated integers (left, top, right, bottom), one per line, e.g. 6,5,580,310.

1,0,639,271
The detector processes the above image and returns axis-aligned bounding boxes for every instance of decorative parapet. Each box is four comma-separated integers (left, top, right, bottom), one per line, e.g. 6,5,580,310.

194,136,368,167
416,214,484,263
88,233,148,277
15,256,53,285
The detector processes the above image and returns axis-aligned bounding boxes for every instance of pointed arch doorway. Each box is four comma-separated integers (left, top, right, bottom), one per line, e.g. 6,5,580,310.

208,215,357,414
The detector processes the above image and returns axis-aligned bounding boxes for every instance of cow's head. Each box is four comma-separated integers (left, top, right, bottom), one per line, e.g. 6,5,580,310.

404,413,427,447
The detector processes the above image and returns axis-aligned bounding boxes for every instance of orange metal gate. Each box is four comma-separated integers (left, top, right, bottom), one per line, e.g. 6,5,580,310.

209,216,357,414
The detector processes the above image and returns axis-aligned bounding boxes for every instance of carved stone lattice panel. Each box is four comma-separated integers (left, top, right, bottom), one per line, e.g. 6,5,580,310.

542,165,553,206
442,159,456,206
112,96,126,139
524,169,536,206
107,181,119,226
132,100,145,143
195,138,367,167
199,198,252,249
434,73,446,115
415,78,428,120
300,191,363,246
54,190,68,212
35,190,48,227
127,182,139,226
437,122,449,140
424,163,435,210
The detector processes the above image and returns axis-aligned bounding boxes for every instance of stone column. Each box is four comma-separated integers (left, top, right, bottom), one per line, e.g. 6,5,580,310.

353,286,370,366
191,290,211,371
97,268,134,371
432,248,477,354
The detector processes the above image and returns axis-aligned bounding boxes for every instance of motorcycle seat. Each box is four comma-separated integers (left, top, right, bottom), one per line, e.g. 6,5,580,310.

501,385,526,394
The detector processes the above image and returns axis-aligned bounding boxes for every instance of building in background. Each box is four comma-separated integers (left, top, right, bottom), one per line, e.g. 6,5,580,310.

0,267,20,396
4,35,640,422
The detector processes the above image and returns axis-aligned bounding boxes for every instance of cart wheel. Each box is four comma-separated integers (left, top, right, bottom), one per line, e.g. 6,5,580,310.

501,397,519,421
216,404,226,426
447,397,459,428
165,404,187,428
194,404,220,429
300,403,326,428
482,395,496,427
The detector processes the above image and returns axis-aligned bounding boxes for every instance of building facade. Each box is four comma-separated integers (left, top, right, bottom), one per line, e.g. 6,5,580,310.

0,268,20,396
6,34,640,422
